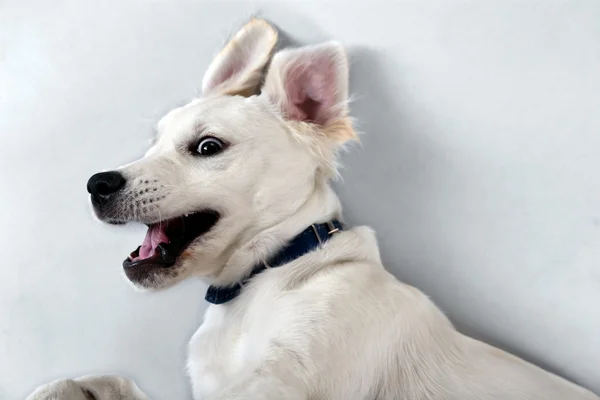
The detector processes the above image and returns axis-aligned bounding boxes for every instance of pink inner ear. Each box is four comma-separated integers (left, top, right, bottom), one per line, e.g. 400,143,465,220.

285,57,337,125
218,64,237,84
205,57,247,92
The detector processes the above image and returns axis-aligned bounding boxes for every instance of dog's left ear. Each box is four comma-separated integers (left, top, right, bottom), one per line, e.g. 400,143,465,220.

202,19,278,97
262,42,357,145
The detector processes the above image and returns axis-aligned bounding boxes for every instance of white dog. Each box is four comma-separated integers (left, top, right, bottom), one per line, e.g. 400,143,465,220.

27,19,598,400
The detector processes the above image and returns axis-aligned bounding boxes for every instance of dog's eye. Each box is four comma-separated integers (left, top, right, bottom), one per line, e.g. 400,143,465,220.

196,137,224,156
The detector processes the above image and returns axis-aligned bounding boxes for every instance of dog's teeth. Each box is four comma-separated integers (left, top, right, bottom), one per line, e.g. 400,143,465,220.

157,243,169,259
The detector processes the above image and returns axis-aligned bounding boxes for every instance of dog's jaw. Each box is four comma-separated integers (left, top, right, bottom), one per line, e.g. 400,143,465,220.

121,211,220,289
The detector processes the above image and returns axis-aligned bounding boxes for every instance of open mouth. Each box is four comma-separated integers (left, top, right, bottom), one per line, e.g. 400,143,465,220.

122,210,219,271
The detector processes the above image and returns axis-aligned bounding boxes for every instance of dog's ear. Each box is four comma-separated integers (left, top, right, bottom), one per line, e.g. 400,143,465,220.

262,42,357,144
202,19,278,97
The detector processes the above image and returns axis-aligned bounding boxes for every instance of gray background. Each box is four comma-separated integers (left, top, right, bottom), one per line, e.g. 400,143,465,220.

1,1,599,399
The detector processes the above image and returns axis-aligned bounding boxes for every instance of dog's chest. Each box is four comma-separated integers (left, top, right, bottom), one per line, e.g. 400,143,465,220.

187,300,274,399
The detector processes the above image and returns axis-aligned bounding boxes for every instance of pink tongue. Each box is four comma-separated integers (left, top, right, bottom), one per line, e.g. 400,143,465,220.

138,224,169,260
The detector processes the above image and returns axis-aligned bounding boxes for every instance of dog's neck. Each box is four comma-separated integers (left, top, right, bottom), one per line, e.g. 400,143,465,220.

209,179,342,287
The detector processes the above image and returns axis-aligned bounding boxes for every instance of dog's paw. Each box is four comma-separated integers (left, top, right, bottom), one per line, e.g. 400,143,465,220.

26,379,93,400
27,375,150,400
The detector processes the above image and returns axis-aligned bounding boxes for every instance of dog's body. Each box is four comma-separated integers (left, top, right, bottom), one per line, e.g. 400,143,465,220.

27,20,598,400
185,221,596,400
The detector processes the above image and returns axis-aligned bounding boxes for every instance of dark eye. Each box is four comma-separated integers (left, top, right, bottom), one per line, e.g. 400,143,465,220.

196,137,224,156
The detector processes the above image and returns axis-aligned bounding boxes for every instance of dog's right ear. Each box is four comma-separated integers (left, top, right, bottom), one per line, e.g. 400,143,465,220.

262,42,357,145
202,19,278,97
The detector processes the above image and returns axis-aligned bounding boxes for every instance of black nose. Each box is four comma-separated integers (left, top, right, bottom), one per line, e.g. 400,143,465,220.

87,171,126,206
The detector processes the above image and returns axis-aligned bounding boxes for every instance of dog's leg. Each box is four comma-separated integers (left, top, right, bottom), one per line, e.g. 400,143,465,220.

26,375,150,400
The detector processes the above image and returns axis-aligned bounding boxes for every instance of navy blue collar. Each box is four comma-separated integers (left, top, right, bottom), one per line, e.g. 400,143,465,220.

205,220,343,305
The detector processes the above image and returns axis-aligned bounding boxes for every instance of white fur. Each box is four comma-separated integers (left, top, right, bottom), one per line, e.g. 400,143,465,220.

27,20,598,400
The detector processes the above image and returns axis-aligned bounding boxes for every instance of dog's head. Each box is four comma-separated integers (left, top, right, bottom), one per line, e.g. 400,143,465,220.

86,19,357,289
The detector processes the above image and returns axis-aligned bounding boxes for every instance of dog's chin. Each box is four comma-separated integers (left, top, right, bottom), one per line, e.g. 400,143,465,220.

124,257,190,290
108,210,220,289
